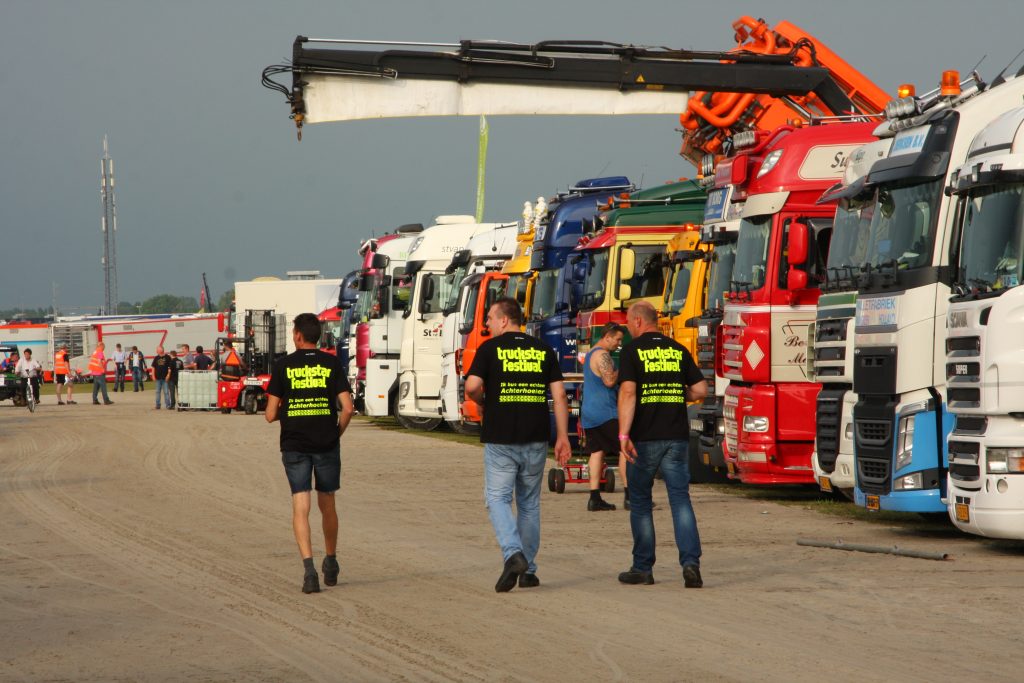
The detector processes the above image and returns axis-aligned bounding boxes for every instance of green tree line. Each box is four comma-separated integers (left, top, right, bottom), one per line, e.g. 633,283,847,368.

1,289,234,321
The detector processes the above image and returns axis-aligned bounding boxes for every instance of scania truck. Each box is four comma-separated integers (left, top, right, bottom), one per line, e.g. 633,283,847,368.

808,137,891,499
395,216,508,430
851,71,1024,513
943,101,1024,536
721,121,876,485
439,224,517,433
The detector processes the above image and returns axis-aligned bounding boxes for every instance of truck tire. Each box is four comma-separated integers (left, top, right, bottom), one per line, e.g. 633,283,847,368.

446,420,480,435
244,392,257,415
392,394,441,431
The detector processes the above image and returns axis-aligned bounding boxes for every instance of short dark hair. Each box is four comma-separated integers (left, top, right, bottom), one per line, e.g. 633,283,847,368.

293,313,322,344
490,297,522,326
23,349,31,355
601,323,626,338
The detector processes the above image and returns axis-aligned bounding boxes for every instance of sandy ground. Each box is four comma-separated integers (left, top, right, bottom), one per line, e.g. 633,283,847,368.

2,389,1024,683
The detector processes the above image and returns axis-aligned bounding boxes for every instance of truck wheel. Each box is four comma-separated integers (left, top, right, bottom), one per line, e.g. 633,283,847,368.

602,469,616,493
392,394,441,431
553,468,566,494
244,392,257,415
446,420,479,435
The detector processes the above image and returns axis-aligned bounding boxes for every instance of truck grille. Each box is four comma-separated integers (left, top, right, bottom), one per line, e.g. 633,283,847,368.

857,458,890,492
856,419,891,447
815,318,848,342
946,336,980,353
947,387,980,406
724,395,738,455
953,415,987,436
815,388,845,473
812,317,851,380
949,462,980,482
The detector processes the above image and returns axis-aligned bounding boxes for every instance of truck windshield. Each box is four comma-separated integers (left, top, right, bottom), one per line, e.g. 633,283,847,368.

581,249,609,310
825,196,874,277
959,183,1024,292
530,269,560,321
458,280,479,333
706,242,736,309
663,259,694,316
440,266,466,315
733,215,772,292
859,179,942,271
354,277,379,321
623,246,668,300
505,273,530,308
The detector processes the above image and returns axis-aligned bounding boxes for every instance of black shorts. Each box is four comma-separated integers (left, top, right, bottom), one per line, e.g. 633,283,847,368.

583,419,620,455
282,445,341,494
55,374,67,385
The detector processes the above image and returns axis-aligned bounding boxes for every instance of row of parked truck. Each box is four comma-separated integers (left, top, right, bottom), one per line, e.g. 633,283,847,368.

269,18,1024,540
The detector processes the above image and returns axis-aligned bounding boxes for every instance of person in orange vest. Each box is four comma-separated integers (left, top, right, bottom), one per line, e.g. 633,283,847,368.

218,340,245,381
89,342,114,405
53,343,76,405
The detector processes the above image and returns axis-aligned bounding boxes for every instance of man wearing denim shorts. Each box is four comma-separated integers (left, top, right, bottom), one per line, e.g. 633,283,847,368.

617,301,708,588
465,297,571,592
266,313,355,594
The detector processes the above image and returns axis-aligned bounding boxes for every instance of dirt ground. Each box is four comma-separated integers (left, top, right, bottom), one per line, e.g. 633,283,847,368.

2,390,1023,682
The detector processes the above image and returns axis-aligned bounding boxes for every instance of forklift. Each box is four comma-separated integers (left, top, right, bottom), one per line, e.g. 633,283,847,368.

217,309,286,414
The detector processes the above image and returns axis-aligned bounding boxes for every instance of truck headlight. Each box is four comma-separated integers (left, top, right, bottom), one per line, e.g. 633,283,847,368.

893,472,923,490
400,382,410,399
717,418,725,435
690,418,703,433
743,415,770,433
987,448,1024,474
845,423,854,441
895,415,915,470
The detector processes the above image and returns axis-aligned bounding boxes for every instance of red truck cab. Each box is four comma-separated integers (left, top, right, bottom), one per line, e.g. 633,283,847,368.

720,121,877,484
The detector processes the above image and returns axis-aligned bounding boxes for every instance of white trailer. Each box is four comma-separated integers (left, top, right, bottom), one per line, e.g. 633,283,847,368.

50,313,227,378
233,278,342,353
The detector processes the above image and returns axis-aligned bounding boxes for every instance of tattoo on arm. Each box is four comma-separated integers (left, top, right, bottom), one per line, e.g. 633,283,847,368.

596,351,618,384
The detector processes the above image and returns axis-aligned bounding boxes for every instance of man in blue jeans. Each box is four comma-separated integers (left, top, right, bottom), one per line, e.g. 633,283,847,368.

617,301,708,588
465,297,571,592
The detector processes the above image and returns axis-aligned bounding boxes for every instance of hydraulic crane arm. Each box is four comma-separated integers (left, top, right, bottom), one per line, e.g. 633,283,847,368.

263,37,857,136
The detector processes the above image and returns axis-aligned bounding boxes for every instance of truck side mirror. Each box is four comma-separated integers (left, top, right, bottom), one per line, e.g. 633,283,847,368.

788,221,810,266
618,247,636,283
418,275,435,314
371,253,389,269
787,268,808,290
359,273,375,292
617,283,633,301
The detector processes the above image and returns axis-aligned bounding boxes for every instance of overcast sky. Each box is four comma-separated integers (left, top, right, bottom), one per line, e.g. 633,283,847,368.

2,0,1022,311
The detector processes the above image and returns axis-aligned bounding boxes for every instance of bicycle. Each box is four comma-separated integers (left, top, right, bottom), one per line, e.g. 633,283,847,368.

21,376,37,413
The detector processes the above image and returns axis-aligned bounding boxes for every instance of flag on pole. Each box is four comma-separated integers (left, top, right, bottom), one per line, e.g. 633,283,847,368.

475,115,489,223
199,285,207,313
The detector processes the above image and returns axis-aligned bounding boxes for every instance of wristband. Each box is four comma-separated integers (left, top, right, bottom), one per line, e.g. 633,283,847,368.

618,434,629,441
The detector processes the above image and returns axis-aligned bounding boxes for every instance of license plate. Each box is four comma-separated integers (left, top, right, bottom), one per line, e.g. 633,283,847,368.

866,495,880,511
726,461,736,475
244,377,263,386
819,476,833,493
954,502,970,523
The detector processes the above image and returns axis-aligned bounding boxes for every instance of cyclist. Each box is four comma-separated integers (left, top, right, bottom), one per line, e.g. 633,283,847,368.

15,348,43,404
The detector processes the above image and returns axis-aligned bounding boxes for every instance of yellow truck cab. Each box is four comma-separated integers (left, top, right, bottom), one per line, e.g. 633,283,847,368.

659,227,710,354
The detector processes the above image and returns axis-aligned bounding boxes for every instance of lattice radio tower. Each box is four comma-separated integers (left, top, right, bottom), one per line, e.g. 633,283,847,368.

100,135,119,314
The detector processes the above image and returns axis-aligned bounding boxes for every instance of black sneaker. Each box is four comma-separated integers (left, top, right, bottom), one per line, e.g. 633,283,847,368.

322,556,340,586
618,567,654,585
588,497,617,512
683,565,703,588
495,551,528,593
104,401,114,405
302,571,321,594
518,573,540,589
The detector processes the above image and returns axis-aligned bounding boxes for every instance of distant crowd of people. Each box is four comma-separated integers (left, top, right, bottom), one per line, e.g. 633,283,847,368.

3,341,242,409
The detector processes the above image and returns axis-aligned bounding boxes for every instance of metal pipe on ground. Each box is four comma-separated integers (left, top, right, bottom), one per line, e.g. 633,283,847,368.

796,538,951,561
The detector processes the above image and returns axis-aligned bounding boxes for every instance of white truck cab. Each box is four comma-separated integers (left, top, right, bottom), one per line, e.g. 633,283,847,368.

395,217,507,429
360,232,418,417
438,225,517,432
945,105,1024,537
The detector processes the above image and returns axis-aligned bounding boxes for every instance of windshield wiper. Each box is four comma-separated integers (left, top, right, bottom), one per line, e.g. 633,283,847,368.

877,259,899,287
968,277,995,293
825,264,859,292
729,280,753,301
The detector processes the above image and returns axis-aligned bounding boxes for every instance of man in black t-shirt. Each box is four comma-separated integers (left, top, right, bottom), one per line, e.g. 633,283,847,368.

465,297,571,592
151,346,173,410
168,350,184,408
617,301,708,589
266,313,355,594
